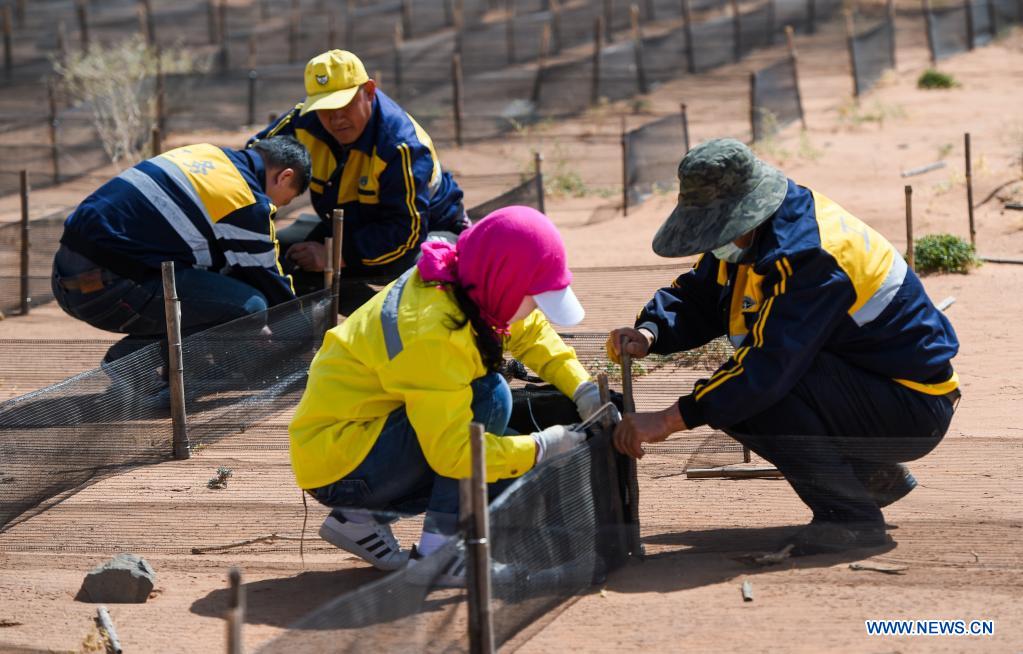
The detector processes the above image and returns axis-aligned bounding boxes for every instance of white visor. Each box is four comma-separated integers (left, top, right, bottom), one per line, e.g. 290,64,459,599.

533,285,585,327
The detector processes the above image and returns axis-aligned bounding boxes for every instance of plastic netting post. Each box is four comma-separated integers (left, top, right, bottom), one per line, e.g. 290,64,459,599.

965,133,976,249
904,185,915,271
330,209,343,327
467,422,495,654
162,261,191,460
19,171,30,316
227,568,244,654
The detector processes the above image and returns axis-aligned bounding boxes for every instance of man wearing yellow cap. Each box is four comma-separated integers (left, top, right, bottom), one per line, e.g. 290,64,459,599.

249,50,466,299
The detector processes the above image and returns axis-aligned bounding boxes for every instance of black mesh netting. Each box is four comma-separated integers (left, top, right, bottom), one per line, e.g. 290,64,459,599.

926,4,970,60
624,113,687,207
751,56,801,142
969,0,997,45
850,17,895,97
994,0,1023,24
467,174,545,220
0,210,68,315
254,409,635,653
739,2,775,57
0,110,110,197
690,14,735,72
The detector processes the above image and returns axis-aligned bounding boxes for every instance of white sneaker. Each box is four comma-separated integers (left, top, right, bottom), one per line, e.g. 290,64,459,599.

408,544,520,589
318,515,409,571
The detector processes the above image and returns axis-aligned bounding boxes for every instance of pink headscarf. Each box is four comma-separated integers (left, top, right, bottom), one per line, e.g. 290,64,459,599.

417,206,573,334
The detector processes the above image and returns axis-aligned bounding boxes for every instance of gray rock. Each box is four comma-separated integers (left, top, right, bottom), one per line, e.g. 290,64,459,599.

80,553,156,603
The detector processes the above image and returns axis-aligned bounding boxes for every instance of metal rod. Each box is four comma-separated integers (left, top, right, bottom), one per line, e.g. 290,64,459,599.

965,133,976,249
730,0,741,62
48,81,60,184
786,26,807,130
2,6,12,75
681,0,694,73
151,126,161,157
597,372,612,431
19,171,30,316
904,185,914,271
76,0,89,51
162,261,190,460
631,4,648,94
329,209,343,326
621,115,629,216
845,10,860,98
592,16,604,106
534,151,546,214
452,53,464,147
680,102,690,152
96,607,123,654
323,237,334,290
468,422,495,654
247,69,258,126
227,568,244,654
619,335,635,413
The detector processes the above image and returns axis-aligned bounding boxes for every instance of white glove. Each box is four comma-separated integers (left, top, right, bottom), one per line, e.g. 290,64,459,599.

532,425,586,463
573,380,621,424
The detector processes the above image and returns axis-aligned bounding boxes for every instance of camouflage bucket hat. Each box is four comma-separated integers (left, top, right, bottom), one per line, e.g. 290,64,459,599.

652,138,788,258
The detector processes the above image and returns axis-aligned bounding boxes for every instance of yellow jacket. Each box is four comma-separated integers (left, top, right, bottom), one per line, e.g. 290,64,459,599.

289,268,590,490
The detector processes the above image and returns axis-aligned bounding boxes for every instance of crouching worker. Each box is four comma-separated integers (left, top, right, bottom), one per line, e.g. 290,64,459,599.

52,137,311,365
289,206,606,585
609,139,960,555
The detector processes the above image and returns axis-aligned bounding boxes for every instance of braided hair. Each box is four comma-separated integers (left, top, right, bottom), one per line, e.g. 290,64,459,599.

447,283,505,373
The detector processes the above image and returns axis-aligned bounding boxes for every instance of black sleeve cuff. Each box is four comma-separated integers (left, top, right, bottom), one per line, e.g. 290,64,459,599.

635,320,659,345
678,393,707,429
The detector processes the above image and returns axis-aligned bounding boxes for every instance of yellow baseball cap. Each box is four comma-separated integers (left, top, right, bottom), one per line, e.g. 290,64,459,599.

299,50,370,116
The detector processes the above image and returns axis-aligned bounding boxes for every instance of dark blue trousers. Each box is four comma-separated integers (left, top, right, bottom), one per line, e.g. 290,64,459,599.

725,352,956,525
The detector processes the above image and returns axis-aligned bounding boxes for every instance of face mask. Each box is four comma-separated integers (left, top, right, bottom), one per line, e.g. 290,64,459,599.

712,241,749,264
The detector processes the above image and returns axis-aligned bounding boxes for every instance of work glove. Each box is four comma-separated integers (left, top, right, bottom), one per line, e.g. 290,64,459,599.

532,425,586,463
573,380,622,424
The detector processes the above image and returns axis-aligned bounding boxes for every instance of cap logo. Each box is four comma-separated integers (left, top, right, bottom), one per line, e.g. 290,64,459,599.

316,73,329,85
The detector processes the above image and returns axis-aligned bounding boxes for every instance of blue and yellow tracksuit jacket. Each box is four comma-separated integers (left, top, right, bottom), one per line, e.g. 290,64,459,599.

60,144,295,305
635,181,960,430
289,268,591,490
250,90,464,274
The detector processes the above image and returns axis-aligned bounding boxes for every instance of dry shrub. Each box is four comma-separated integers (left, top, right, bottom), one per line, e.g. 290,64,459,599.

53,36,210,166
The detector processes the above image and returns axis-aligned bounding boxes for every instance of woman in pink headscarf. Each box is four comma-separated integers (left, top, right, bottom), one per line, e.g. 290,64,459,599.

289,206,604,585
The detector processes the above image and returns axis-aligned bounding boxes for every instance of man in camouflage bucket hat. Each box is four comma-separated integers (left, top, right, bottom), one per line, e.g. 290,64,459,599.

606,138,961,556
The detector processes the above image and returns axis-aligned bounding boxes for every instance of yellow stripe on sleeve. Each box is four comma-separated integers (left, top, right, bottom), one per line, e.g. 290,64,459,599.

361,143,423,265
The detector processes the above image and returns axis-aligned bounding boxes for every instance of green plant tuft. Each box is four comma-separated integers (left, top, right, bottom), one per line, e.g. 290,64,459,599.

917,69,958,90
913,234,979,274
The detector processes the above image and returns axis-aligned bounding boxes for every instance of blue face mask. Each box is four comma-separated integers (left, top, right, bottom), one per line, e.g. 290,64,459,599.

711,241,749,264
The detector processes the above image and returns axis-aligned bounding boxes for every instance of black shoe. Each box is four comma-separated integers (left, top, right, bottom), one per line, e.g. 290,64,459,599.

861,463,917,508
788,520,892,556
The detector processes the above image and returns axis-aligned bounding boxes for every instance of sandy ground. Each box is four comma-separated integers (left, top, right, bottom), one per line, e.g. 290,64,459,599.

1,8,1022,654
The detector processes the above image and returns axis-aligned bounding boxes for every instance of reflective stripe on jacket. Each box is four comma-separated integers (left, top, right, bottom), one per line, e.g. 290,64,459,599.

635,181,960,430
289,268,591,490
60,144,294,305
250,91,464,273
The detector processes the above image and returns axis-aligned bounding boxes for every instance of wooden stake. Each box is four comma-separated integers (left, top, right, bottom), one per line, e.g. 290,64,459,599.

730,0,741,62
785,26,807,130
964,0,975,49
904,185,914,270
681,0,695,73
329,209,343,325
56,21,68,69
534,151,546,214
467,422,496,654
75,0,89,52
162,261,190,460
592,16,604,106
845,10,860,98
2,6,12,75
532,22,550,103
452,53,464,147
766,0,776,45
401,0,413,39
965,132,976,248
886,0,897,69
155,48,166,133
323,237,334,290
686,465,784,479
505,1,516,64
619,336,636,413
621,115,629,216
680,102,690,152
151,126,161,157
922,0,936,65
19,171,30,316
631,4,648,95
226,568,244,654
549,0,563,53
749,71,758,142
619,335,643,559
47,81,60,184
597,372,612,431
247,69,258,126
139,0,155,46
